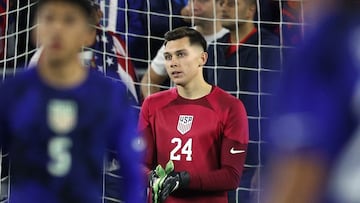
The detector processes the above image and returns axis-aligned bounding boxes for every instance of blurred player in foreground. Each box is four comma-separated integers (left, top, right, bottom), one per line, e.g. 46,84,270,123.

0,0,143,202
139,27,249,203
263,0,360,203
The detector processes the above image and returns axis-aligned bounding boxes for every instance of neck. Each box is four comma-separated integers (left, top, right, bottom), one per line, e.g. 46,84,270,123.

196,20,223,36
38,55,88,89
230,23,255,43
177,74,212,100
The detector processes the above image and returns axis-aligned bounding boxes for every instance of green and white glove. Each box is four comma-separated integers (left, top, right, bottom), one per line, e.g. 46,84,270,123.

151,160,175,203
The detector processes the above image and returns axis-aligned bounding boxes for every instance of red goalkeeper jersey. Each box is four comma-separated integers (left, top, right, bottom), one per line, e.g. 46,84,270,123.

139,86,249,203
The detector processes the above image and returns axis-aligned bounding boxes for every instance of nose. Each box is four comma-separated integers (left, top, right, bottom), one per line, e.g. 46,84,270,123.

189,0,200,12
169,57,179,69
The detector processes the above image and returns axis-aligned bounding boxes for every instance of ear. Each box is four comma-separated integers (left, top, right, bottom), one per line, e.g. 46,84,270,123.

83,27,97,47
32,26,41,47
199,52,208,67
247,4,256,20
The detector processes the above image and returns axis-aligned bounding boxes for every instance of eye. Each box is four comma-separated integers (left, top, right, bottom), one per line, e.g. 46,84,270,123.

198,0,209,3
164,54,172,61
64,15,76,25
42,13,55,24
177,52,186,58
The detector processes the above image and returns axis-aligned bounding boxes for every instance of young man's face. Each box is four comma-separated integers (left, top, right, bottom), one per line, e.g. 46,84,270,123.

37,2,92,64
219,0,255,30
164,37,207,86
187,0,221,25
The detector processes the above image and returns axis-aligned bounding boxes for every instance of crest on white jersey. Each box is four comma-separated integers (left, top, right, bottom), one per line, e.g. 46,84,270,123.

177,115,194,135
47,99,78,134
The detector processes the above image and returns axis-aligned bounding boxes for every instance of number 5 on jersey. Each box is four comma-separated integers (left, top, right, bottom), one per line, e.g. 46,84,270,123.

170,138,193,161
47,136,73,177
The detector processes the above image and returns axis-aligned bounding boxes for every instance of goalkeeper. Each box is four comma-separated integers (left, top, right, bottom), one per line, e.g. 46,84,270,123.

139,27,249,203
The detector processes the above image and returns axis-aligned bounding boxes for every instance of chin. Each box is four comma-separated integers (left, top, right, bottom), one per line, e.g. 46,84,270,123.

171,78,184,86
47,57,67,67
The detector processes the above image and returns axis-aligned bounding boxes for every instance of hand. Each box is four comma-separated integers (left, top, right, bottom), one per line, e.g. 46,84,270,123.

180,5,191,23
151,161,174,203
158,171,190,202
148,170,159,188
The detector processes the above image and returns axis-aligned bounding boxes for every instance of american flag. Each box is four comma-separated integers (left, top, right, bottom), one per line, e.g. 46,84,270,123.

86,28,139,103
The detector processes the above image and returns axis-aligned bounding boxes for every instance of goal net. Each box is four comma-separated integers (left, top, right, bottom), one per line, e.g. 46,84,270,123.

0,0,304,202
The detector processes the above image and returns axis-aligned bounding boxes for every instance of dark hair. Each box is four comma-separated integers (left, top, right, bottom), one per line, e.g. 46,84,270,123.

37,0,94,17
164,27,207,52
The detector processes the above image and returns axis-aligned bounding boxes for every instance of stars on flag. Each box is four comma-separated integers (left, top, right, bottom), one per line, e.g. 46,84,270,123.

101,35,108,44
106,57,114,66
97,65,104,72
111,46,117,54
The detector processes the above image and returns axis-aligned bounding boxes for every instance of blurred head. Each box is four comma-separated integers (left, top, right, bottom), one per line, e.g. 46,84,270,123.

89,0,103,27
36,0,94,66
163,27,208,86
186,0,222,26
219,0,256,31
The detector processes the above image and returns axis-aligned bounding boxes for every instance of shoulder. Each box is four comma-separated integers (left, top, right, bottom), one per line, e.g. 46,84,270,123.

88,71,127,95
216,32,230,44
0,69,36,91
142,88,177,110
260,29,280,45
207,33,230,53
0,69,37,107
209,87,246,112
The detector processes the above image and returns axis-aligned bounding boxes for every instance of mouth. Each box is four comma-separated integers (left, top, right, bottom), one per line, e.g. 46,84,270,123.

171,71,183,78
50,41,62,50
222,15,229,19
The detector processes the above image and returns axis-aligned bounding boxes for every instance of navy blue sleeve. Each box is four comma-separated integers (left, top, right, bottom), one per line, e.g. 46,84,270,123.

116,0,145,36
143,0,189,36
110,83,145,203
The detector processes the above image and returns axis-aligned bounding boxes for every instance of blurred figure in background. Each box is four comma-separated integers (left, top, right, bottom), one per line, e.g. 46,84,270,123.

205,0,280,202
105,0,192,71
143,0,190,62
263,0,360,203
281,1,303,47
108,0,148,70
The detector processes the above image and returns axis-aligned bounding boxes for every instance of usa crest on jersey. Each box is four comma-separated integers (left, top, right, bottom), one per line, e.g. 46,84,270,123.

47,99,78,134
177,115,194,135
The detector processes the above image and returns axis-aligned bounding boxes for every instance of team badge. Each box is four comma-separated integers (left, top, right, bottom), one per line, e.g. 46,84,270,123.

47,99,78,134
177,115,194,135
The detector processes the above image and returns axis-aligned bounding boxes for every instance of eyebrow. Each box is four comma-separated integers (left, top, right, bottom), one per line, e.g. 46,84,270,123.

164,49,187,55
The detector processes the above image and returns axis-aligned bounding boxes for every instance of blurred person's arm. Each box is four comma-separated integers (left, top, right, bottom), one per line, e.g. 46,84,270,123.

140,46,168,98
180,3,191,23
143,0,189,36
111,83,145,203
140,66,167,99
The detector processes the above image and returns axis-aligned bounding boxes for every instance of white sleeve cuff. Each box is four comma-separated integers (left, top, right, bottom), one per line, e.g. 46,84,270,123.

150,46,167,76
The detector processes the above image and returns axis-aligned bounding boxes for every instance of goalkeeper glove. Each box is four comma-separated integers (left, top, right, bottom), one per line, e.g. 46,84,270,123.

158,171,190,202
151,161,175,203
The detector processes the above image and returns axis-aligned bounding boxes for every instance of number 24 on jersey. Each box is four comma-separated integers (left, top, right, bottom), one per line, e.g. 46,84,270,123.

170,138,192,161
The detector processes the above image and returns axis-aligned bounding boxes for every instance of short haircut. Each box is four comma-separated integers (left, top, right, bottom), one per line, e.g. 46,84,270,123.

37,0,94,18
164,27,207,52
